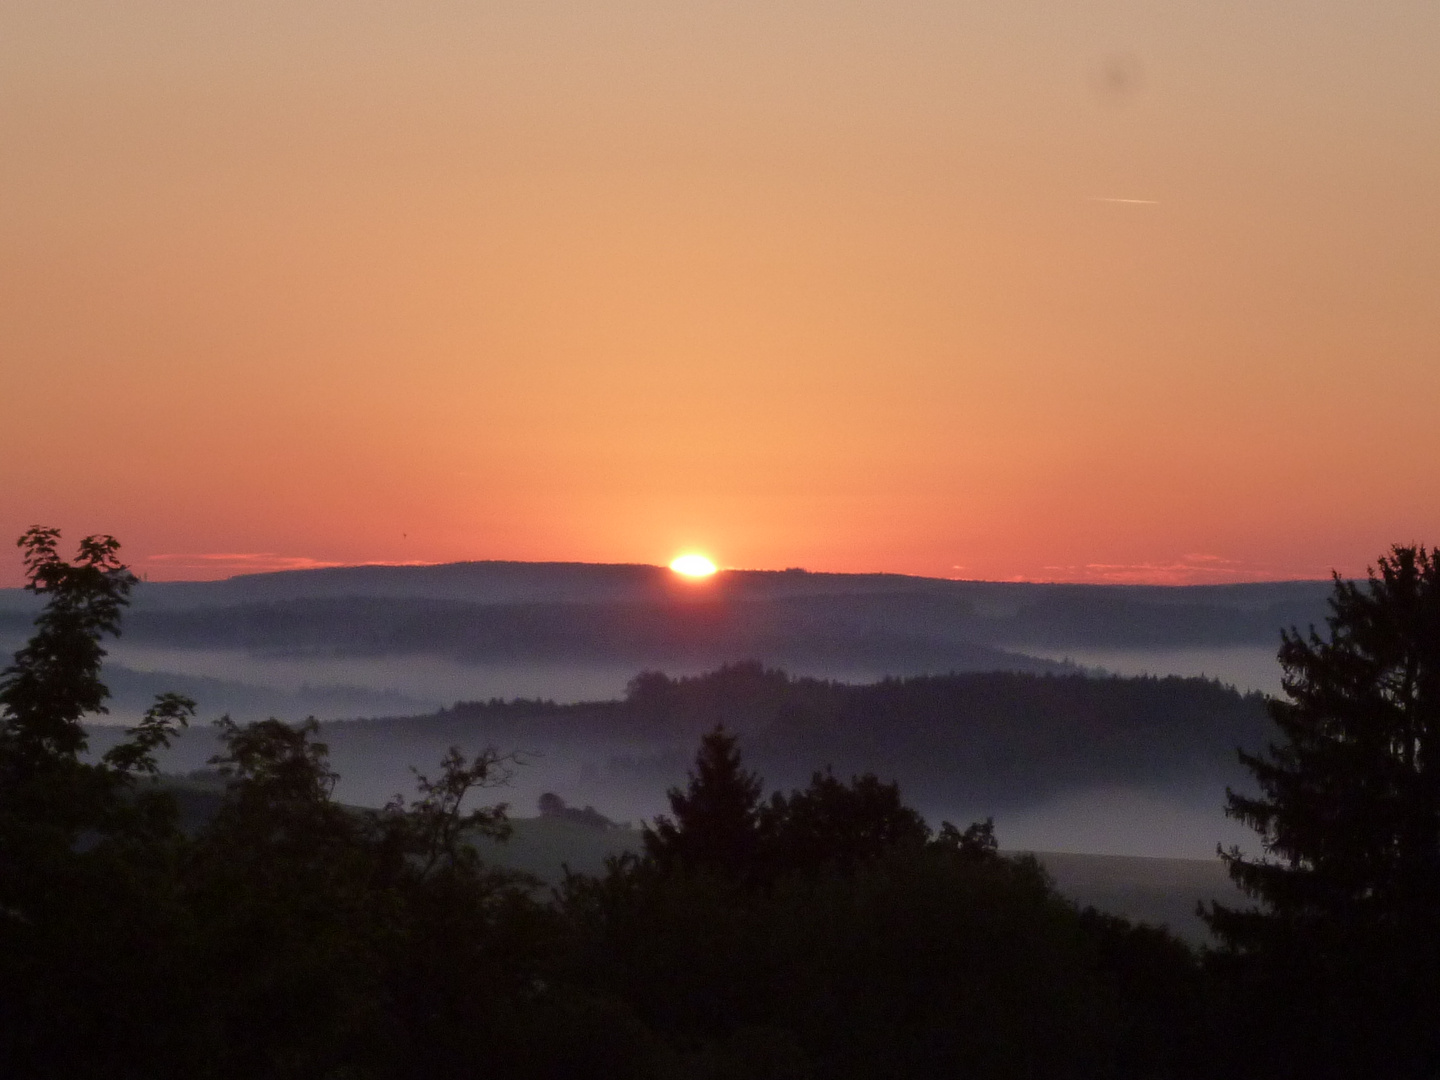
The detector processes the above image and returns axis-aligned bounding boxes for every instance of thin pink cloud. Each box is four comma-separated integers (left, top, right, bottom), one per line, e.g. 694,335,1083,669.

1082,565,1257,586
1026,554,1314,586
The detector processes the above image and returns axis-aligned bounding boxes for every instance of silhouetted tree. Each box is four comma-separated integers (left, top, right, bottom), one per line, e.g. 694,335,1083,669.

759,769,930,876
0,528,194,1078
644,726,763,876
180,718,538,1079
563,726,1209,1079
1206,545,1440,1078
934,816,1001,862
0,528,193,792
0,528,134,764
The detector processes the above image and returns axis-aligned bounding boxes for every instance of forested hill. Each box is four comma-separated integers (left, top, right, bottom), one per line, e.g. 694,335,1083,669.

1,561,1336,680
105,559,1332,620
326,664,1271,814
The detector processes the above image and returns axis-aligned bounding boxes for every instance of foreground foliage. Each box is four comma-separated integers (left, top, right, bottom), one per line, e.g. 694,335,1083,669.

564,730,1204,1078
0,530,598,1078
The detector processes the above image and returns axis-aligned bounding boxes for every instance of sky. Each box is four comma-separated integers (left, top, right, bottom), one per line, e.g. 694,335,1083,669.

2,0,1437,587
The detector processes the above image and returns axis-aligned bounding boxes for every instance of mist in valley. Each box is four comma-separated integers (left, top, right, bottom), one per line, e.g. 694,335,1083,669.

22,561,1320,860
1018,643,1287,696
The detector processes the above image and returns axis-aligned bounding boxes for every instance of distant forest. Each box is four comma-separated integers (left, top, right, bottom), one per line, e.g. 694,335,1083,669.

329,664,1271,813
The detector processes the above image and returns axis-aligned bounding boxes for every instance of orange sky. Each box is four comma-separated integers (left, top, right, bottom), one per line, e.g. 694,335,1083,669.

2,1,1437,587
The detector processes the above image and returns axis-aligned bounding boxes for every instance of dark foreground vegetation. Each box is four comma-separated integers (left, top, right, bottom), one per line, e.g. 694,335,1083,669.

2,529,1438,1078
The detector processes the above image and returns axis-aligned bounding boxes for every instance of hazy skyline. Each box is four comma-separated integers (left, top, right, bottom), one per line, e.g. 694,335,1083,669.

3,1,1437,586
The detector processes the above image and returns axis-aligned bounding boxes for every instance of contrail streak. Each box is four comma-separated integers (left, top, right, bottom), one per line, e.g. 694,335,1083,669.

1089,197,1160,205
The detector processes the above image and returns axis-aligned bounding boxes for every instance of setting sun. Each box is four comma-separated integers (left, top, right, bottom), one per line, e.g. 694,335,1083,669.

669,554,718,578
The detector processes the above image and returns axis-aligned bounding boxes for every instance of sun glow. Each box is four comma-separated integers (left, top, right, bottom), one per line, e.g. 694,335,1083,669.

669,554,718,578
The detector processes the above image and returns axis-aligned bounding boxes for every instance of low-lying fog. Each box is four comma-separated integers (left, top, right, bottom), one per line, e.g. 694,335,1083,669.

97,643,987,723
4,634,1279,862
104,643,669,714
84,698,1264,864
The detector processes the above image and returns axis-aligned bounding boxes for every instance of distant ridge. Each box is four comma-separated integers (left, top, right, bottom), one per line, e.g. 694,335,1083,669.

3,560,1336,670
108,558,1333,614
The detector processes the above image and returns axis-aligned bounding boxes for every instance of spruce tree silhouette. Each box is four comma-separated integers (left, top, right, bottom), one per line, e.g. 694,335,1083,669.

643,725,762,876
1206,544,1440,1078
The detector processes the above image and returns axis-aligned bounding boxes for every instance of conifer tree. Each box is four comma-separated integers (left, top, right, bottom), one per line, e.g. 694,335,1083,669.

643,725,763,876
1206,544,1440,1077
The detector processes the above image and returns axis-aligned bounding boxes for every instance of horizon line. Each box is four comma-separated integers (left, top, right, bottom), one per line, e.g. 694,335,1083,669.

109,555,1336,589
